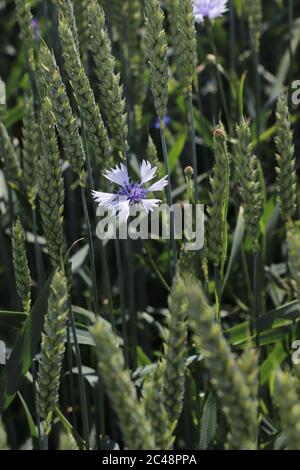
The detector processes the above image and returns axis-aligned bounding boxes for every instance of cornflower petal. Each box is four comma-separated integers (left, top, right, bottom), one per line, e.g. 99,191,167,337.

91,190,118,206
140,160,157,184
141,198,161,213
103,163,130,186
147,175,168,192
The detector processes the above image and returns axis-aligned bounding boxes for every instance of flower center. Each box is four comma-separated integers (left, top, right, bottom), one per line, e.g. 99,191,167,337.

118,183,147,205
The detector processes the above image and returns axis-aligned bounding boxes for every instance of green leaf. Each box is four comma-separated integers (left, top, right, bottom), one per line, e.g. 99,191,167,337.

226,300,300,346
169,132,187,173
199,391,218,450
260,343,288,385
0,274,53,411
17,391,38,439
54,406,86,450
223,207,245,291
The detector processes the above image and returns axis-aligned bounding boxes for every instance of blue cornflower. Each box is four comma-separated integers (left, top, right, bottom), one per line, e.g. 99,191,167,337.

92,161,168,223
192,0,228,23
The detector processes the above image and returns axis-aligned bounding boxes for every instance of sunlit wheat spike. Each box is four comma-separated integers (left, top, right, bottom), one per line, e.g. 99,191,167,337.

39,43,85,181
245,0,262,54
237,348,259,404
176,0,197,92
37,269,69,437
162,272,188,429
166,0,180,51
12,217,31,314
38,97,65,268
14,0,36,70
90,319,157,450
22,96,39,208
144,0,169,119
54,0,79,51
58,14,112,169
0,122,22,190
143,362,175,450
275,369,300,450
186,277,258,450
73,0,90,64
234,118,262,251
207,124,230,270
88,0,128,157
274,95,297,222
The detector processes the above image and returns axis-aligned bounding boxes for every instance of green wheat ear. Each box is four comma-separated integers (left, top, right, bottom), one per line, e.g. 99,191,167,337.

143,362,175,450
88,0,128,157
58,13,112,169
162,272,188,429
275,369,300,450
90,319,156,450
22,96,39,209
185,277,258,450
274,95,297,222
15,0,36,70
145,0,169,120
207,125,230,271
54,0,79,50
37,269,69,437
176,0,197,92
12,217,31,314
234,118,262,252
73,0,90,65
38,97,65,268
39,43,85,182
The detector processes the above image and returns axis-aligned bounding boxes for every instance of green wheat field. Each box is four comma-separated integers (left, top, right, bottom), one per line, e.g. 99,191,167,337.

0,0,300,451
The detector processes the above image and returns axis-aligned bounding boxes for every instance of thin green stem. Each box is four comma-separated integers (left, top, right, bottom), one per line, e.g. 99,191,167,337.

114,238,129,367
188,91,199,200
31,206,44,290
31,359,42,449
142,240,171,293
288,0,294,90
66,323,78,429
252,49,261,157
214,264,221,322
159,121,177,268
253,251,260,348
207,24,232,135
68,304,90,449
80,185,100,316
229,0,236,74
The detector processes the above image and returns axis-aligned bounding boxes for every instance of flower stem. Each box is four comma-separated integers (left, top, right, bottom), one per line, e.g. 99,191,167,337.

159,120,177,269
115,238,129,368
187,91,199,200
142,240,171,293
